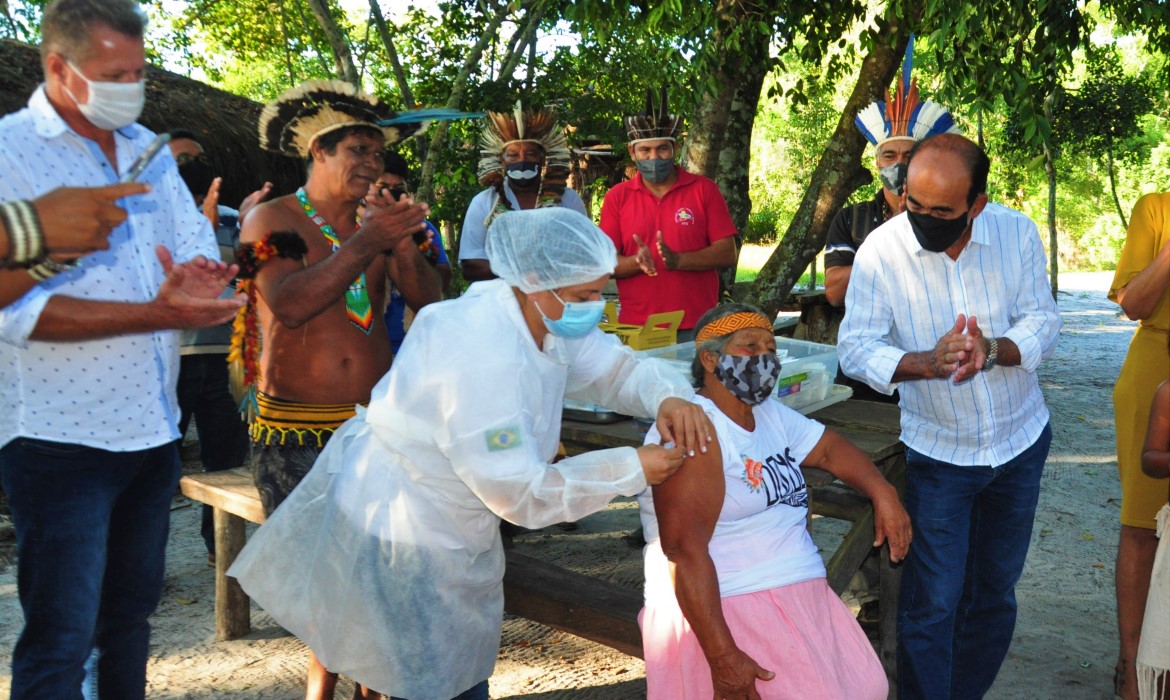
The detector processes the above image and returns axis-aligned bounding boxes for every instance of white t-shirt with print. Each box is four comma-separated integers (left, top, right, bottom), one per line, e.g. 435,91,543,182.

640,394,827,599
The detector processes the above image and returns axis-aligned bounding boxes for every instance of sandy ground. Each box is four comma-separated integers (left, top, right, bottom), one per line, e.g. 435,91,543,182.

0,271,1139,699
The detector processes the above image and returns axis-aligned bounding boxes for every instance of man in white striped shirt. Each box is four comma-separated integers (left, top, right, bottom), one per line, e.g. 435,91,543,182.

838,133,1060,699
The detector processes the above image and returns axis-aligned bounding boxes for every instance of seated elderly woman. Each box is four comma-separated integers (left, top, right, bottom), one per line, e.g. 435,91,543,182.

638,303,912,700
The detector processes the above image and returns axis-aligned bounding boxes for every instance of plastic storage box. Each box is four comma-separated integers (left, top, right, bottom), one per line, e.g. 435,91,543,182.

636,337,843,413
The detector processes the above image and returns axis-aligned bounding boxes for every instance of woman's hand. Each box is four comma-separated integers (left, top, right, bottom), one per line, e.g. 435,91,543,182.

872,484,912,562
708,647,774,700
656,397,715,457
636,443,686,485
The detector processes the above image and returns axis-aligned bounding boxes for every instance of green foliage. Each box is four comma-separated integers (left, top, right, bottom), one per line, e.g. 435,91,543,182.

743,207,784,246
0,0,48,43
1101,0,1170,56
8,0,1167,277
746,53,864,245
918,0,1088,152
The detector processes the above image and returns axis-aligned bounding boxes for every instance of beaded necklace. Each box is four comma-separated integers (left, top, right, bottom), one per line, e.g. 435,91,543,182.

296,187,373,334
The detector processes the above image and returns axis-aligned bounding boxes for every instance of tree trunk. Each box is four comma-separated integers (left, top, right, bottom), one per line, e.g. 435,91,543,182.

1106,141,1128,230
368,0,428,160
1044,140,1059,298
525,25,539,92
680,1,741,179
1,0,18,37
304,0,360,85
748,10,910,316
369,0,414,105
416,2,510,203
714,37,769,296
279,1,299,85
682,75,737,181
1043,94,1059,299
498,2,544,87
291,0,338,77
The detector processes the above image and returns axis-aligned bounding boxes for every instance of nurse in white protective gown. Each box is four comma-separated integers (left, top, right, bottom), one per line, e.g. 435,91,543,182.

229,208,715,700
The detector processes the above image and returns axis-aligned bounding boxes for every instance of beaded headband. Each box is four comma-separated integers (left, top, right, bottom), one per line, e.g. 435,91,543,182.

696,312,772,343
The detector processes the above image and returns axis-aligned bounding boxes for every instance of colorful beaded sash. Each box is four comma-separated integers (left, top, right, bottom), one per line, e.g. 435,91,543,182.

295,187,373,334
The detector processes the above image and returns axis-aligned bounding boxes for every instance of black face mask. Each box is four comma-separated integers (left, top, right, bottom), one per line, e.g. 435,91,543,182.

907,208,970,252
505,160,542,190
178,159,214,199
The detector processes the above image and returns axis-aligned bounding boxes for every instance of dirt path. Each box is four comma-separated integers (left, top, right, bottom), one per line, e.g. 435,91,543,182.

0,271,1135,699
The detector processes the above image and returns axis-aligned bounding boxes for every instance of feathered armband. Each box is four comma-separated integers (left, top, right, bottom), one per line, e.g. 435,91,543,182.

227,232,308,418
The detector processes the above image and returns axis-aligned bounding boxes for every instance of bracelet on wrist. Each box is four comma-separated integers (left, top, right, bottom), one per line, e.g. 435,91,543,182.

0,199,46,267
26,256,79,281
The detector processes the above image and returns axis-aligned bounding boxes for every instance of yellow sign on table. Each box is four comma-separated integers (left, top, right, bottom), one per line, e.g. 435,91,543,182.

598,302,684,351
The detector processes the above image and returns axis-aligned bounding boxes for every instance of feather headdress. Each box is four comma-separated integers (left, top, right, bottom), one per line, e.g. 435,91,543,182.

475,102,571,213
258,80,424,157
624,88,683,143
854,37,959,148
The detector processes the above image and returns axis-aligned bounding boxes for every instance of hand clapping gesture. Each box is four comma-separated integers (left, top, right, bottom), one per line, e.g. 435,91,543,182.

632,233,657,276
152,245,244,329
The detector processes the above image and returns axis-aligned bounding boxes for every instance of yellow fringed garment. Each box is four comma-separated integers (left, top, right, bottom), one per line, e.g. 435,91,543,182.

250,392,359,449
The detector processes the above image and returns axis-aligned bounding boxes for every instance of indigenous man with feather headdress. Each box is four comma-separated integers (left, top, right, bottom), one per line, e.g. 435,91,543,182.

457,103,588,282
823,40,959,308
234,79,441,700
599,89,738,342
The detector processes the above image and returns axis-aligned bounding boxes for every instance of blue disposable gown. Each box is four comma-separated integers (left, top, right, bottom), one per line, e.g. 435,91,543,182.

229,280,694,699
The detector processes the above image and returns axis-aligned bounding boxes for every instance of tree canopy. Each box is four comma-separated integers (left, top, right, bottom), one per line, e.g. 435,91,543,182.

1,0,1166,302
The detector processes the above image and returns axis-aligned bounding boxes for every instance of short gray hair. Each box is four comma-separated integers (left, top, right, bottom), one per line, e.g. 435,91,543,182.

689,302,770,387
40,0,146,62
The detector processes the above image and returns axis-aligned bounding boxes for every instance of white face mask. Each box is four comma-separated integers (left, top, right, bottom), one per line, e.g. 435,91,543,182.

64,60,145,131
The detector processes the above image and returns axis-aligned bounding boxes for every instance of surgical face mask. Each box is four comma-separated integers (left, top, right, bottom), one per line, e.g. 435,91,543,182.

506,161,542,189
635,158,675,184
879,162,907,195
907,208,971,253
713,353,781,406
178,158,214,199
537,291,605,339
64,61,145,131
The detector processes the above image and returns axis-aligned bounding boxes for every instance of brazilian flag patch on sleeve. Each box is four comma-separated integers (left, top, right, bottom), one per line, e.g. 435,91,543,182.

486,426,522,452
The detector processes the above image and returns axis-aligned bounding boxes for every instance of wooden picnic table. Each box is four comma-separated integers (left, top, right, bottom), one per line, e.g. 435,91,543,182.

546,398,906,682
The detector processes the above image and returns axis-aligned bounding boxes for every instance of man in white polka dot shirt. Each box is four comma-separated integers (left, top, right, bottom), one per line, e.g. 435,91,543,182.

0,1,242,698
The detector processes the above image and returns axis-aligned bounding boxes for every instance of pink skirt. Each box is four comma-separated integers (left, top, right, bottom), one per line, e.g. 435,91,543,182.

640,577,888,700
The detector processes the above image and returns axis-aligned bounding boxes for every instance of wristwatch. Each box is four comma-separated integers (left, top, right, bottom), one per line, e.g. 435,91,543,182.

983,337,999,372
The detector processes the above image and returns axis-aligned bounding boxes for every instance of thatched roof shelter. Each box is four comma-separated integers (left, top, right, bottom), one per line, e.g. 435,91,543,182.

0,39,304,208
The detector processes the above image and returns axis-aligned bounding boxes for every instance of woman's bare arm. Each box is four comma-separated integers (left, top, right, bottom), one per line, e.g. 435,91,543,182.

802,428,912,562
1142,380,1170,479
653,434,774,699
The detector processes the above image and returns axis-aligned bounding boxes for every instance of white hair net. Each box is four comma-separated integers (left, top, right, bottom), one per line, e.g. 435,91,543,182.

485,208,617,293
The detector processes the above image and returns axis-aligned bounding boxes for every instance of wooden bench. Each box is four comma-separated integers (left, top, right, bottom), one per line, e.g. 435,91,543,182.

179,467,265,641
179,467,644,653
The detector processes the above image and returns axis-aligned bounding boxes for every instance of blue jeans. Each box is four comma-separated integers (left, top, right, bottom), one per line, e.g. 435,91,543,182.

897,423,1051,700
391,680,488,700
177,353,248,553
0,438,180,700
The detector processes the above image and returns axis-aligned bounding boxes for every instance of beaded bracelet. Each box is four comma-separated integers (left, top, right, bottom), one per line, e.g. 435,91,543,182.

0,199,46,267
27,256,79,281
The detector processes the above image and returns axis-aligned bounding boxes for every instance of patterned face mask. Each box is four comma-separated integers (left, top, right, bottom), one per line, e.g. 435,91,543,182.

713,353,781,406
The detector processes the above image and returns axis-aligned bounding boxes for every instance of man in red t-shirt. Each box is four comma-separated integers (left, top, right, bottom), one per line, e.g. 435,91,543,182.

599,92,737,341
